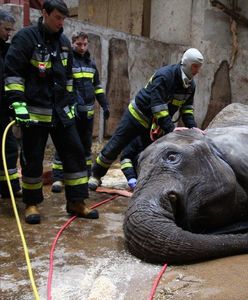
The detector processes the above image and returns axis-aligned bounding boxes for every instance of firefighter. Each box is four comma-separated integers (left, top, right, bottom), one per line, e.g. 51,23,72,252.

120,118,164,190
51,31,109,193
89,48,204,190
0,10,22,198
4,0,98,224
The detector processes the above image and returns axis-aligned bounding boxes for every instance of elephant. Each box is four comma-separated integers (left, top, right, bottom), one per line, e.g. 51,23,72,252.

123,103,248,264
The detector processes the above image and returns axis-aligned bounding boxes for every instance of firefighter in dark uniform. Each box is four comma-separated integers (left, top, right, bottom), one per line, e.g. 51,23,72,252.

120,119,164,190
0,10,21,198
51,31,109,193
89,48,204,190
4,0,98,224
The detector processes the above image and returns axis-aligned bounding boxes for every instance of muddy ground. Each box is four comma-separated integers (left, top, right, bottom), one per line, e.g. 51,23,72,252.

1,164,248,300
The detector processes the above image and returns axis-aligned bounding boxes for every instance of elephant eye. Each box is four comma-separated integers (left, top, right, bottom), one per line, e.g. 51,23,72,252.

163,151,181,164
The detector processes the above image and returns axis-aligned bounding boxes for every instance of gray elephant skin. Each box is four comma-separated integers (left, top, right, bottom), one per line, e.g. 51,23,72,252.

123,103,248,264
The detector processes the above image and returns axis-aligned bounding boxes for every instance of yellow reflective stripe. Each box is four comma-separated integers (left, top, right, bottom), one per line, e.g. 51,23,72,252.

121,162,133,169
87,110,94,118
73,72,94,79
128,103,149,129
67,111,74,119
95,88,104,94
30,59,52,69
172,99,186,106
61,59,67,66
96,156,110,168
86,159,92,166
154,110,169,120
29,113,52,122
0,173,19,181
52,164,63,170
5,83,24,92
22,182,43,190
182,109,194,115
66,85,73,92
64,177,88,186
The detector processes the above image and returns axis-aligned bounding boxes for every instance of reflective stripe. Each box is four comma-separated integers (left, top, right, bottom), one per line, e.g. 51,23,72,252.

22,176,42,183
61,59,68,66
64,177,88,186
76,104,95,112
73,72,94,79
121,158,133,169
64,171,88,179
181,109,194,115
96,156,111,169
128,102,149,129
52,163,63,170
95,88,104,94
30,59,52,69
22,175,43,190
22,182,43,190
28,106,53,122
29,113,52,122
5,83,24,92
63,105,74,119
172,99,186,106
153,110,169,119
87,110,94,118
151,104,168,113
66,85,73,92
67,79,73,92
86,159,92,166
121,162,133,169
5,76,25,85
0,173,19,181
98,153,114,164
0,168,18,175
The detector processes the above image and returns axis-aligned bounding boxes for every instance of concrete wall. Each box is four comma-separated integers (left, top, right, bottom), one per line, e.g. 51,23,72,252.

2,1,248,134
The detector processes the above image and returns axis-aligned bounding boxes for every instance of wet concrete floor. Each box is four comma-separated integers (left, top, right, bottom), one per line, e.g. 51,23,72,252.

1,167,248,300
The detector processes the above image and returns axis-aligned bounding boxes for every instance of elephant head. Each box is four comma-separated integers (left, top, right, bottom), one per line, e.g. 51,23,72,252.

123,127,248,264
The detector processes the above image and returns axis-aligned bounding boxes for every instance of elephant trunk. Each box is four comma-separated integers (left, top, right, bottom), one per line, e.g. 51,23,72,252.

123,197,248,264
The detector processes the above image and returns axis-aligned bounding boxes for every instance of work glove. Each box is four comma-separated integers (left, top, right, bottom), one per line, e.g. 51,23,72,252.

103,108,110,120
128,178,137,190
12,102,30,125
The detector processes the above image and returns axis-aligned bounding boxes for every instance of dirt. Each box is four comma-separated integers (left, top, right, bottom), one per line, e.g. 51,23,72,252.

1,162,248,300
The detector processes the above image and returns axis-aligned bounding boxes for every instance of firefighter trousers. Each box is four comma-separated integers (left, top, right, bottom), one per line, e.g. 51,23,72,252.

52,112,94,182
92,109,149,178
21,121,88,205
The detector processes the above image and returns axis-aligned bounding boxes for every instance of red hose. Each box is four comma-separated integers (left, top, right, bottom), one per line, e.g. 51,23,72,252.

47,193,168,300
47,194,119,300
148,264,167,300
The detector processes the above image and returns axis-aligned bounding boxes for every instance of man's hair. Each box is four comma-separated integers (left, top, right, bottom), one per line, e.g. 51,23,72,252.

0,10,15,25
42,0,69,17
71,32,89,43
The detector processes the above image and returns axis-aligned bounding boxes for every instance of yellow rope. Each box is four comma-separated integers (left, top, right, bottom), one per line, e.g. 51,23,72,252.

2,120,40,300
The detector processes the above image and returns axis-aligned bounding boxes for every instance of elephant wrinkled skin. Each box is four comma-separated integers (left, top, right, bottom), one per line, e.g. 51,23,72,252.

123,103,248,264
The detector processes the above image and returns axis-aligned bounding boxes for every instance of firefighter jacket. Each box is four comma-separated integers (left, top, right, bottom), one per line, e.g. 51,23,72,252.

4,17,74,127
128,63,197,134
72,50,108,118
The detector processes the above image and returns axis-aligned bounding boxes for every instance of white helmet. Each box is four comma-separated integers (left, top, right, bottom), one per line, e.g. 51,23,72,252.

181,48,204,79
